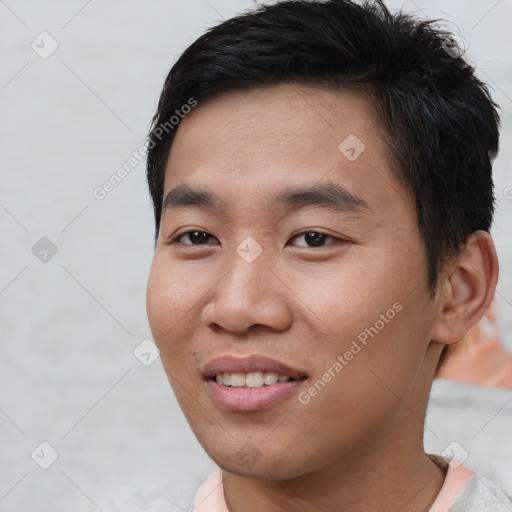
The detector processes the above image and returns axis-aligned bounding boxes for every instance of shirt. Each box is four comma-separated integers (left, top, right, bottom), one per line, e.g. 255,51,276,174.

193,454,512,512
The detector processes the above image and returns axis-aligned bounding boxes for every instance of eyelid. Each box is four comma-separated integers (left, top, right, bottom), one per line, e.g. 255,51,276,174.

168,229,218,245
288,230,347,247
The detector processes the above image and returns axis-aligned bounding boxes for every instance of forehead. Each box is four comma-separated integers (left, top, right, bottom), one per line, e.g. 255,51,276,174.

163,83,408,213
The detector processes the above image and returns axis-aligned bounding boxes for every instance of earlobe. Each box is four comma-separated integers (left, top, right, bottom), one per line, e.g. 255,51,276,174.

431,230,499,346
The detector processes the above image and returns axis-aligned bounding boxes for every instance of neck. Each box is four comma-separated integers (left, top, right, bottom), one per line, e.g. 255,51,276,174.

223,430,446,512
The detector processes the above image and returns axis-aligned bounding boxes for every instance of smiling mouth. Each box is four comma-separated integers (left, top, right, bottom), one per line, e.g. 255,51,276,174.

203,356,308,411
212,371,306,388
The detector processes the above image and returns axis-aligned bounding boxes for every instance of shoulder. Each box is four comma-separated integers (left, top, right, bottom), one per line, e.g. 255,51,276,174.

448,473,512,512
427,454,512,512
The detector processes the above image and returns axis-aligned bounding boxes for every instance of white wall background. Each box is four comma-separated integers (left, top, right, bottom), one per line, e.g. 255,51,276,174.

0,1,511,510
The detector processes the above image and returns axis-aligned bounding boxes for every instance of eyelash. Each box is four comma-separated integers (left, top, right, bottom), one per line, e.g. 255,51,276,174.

168,230,348,248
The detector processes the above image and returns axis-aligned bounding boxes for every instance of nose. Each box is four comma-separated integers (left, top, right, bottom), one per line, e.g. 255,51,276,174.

200,248,293,335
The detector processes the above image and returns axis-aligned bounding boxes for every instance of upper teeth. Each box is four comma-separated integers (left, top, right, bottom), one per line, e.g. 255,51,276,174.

215,371,291,387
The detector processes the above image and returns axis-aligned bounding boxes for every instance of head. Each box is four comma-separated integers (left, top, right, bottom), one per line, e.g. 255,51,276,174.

145,0,499,480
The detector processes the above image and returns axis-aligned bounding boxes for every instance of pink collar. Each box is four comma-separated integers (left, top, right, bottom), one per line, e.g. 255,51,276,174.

193,467,229,512
427,455,475,512
194,455,474,512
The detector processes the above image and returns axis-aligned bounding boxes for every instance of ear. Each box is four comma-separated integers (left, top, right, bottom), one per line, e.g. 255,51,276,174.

431,230,499,345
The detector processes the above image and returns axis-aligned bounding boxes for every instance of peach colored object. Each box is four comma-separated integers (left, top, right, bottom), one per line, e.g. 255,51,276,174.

194,468,230,512
428,455,474,512
435,299,512,388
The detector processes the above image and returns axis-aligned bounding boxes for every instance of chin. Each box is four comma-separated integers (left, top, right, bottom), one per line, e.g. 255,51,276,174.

200,438,313,481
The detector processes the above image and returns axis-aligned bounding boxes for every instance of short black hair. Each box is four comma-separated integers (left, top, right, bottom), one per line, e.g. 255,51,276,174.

146,0,500,297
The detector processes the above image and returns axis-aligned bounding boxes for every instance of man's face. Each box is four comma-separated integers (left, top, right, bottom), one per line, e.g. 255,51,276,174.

146,83,441,479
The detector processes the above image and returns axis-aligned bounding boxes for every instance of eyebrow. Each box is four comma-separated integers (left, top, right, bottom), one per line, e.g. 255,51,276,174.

162,184,222,212
162,181,370,215
267,181,369,213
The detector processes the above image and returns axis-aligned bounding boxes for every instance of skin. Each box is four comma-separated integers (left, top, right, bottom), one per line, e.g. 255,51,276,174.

146,83,498,512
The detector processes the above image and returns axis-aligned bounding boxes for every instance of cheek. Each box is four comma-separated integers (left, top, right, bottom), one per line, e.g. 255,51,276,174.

292,252,427,385
289,258,403,341
146,263,204,410
146,266,173,342
146,259,200,369
147,257,204,333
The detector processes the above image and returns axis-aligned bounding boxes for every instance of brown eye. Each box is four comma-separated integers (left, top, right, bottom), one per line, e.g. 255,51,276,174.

176,231,217,245
290,232,337,247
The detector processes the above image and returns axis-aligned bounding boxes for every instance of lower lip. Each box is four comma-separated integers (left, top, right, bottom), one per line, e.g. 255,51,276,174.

206,379,305,411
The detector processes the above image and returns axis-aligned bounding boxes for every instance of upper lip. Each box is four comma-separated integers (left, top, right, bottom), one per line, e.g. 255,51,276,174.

202,355,307,380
